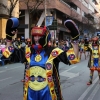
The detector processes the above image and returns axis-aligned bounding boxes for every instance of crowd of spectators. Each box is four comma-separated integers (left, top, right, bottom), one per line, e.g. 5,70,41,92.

0,37,71,66
0,37,90,66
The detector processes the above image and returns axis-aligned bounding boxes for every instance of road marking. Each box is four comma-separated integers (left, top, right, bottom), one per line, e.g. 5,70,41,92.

60,66,77,72
60,66,80,79
0,71,6,73
0,77,12,82
60,71,79,79
78,77,99,100
87,83,100,100
66,66,77,71
0,66,23,73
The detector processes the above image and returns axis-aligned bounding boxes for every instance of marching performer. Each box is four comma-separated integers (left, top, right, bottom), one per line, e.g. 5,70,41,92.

3,18,80,100
84,35,90,59
87,36,100,85
79,39,86,60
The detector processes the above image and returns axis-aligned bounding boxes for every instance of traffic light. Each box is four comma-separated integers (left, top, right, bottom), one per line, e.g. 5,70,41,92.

47,19,57,30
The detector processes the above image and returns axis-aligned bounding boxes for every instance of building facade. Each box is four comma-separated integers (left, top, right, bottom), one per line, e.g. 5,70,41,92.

18,0,100,40
0,0,19,39
0,0,100,39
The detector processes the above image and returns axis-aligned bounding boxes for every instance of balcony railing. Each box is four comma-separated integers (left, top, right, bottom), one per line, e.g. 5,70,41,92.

59,0,70,8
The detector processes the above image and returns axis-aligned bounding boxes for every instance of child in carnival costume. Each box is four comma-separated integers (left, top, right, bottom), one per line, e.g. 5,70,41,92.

87,36,100,85
3,18,80,100
79,39,86,60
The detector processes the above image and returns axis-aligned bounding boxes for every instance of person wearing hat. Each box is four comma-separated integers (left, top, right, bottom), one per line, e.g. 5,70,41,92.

87,36,100,85
84,35,90,59
79,39,86,60
3,18,80,100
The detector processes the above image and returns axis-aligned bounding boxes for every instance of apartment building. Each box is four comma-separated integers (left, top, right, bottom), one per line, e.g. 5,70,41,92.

19,0,100,40
59,0,100,38
0,0,19,38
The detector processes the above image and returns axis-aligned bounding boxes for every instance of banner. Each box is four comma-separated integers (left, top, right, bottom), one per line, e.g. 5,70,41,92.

46,16,54,26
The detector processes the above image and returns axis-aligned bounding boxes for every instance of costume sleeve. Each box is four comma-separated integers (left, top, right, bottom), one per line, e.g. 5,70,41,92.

2,46,26,63
88,43,92,52
2,46,14,58
19,47,26,63
57,46,79,65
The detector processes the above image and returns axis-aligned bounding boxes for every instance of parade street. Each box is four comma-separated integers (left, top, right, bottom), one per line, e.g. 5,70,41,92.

0,56,100,100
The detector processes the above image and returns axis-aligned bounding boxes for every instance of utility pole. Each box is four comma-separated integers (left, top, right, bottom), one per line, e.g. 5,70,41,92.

45,0,47,26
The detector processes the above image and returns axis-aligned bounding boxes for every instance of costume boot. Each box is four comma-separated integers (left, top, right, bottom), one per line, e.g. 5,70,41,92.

87,72,93,85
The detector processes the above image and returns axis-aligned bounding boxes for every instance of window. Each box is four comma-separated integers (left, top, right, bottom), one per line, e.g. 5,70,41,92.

82,0,88,8
77,7,81,14
82,11,84,16
89,4,94,12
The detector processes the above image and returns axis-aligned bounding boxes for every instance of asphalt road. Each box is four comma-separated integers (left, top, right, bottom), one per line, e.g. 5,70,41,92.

0,55,100,100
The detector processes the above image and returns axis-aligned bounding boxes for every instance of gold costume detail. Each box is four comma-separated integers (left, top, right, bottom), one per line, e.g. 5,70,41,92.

29,66,47,91
84,46,88,51
2,48,11,58
35,55,42,62
67,47,79,64
46,48,63,100
25,47,31,63
92,50,99,58
23,68,30,100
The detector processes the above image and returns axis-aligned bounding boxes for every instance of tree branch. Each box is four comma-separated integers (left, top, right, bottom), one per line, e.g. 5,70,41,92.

9,0,18,17
0,3,10,12
9,0,13,6
30,0,44,14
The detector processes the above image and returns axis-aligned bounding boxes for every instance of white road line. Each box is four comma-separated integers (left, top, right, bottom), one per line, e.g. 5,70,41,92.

87,83,100,100
0,77,12,82
60,66,77,73
0,71,6,73
78,77,99,100
66,66,77,71
60,66,80,79
0,66,23,73
60,71,79,79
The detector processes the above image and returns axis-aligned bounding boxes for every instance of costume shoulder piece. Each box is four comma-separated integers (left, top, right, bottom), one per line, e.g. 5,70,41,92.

2,46,14,58
88,43,92,50
25,46,31,63
47,47,63,63
66,45,79,64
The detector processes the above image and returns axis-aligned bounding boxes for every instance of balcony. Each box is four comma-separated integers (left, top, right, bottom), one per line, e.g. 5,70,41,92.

62,0,89,13
93,0,99,5
71,8,82,21
89,0,99,13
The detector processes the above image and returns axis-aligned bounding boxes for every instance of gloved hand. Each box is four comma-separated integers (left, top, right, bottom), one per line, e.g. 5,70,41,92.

6,18,19,41
64,20,80,40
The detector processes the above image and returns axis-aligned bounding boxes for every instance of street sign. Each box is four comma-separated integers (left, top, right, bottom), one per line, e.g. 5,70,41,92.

46,16,54,26
47,19,57,30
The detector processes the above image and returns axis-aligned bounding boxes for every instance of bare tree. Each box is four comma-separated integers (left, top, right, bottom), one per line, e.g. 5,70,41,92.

19,0,45,38
19,0,44,17
9,0,19,18
0,0,19,18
